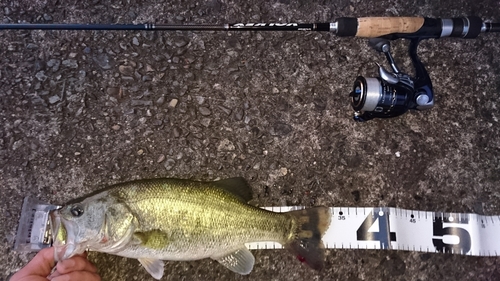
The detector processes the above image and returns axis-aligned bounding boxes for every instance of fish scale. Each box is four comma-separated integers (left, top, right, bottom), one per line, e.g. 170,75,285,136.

111,181,292,253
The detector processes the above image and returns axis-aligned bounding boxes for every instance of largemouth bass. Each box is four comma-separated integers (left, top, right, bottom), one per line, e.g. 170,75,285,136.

49,177,331,279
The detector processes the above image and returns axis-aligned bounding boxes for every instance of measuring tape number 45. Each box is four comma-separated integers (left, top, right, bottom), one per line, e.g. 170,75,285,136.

248,207,500,256
14,199,500,257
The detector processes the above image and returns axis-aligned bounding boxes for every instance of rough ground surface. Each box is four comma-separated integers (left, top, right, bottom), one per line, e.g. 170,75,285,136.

1,0,500,280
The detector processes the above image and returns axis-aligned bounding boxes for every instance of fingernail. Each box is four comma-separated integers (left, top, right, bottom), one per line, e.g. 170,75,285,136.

51,276,68,281
63,258,75,268
47,272,56,280
47,265,57,280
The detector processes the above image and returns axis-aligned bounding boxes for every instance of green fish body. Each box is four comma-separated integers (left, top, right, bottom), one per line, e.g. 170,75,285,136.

50,178,331,279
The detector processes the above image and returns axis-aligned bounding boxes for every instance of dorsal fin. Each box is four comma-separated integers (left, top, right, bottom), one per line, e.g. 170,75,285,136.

213,177,253,202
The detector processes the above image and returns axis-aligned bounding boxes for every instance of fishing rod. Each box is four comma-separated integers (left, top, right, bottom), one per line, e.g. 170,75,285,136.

2,16,499,121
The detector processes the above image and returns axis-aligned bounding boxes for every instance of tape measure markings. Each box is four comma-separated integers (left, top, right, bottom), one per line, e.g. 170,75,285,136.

14,199,500,257
245,207,500,256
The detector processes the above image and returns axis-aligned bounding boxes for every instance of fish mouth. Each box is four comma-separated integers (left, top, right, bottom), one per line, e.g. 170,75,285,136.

49,210,78,261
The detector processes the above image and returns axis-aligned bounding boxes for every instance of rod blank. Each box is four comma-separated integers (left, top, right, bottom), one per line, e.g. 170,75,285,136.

0,17,498,39
0,23,152,30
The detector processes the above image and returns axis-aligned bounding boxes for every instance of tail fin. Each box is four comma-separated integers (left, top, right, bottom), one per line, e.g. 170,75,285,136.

285,207,331,271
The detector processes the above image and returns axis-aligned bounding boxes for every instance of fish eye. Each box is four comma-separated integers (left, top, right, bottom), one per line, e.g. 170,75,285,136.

70,205,84,217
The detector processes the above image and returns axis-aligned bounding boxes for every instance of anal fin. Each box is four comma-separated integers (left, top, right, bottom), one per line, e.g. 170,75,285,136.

212,246,255,275
138,258,165,280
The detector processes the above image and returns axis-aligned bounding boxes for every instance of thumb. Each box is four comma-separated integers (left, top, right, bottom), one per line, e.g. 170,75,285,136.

21,247,56,277
10,247,55,281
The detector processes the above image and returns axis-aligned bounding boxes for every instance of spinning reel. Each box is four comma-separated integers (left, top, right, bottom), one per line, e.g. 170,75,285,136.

350,38,434,122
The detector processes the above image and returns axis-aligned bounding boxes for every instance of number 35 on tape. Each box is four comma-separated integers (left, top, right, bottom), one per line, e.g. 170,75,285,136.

247,207,500,256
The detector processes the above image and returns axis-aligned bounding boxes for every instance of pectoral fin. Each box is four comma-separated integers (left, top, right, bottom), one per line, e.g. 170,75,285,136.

138,258,165,280
212,246,255,275
133,230,170,249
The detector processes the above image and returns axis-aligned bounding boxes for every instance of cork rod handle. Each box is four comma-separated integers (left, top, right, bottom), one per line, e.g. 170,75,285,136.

356,17,425,37
336,17,425,38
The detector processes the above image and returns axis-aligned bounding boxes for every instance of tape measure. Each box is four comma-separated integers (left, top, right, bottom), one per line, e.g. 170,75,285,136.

246,206,500,256
14,197,59,252
14,198,500,256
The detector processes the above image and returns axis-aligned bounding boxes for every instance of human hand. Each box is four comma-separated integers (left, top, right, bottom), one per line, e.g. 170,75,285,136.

10,247,100,281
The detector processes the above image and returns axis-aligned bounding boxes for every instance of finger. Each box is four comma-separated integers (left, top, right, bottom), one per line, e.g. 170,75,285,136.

47,269,62,280
16,247,56,277
9,275,48,281
56,255,98,274
51,271,101,281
